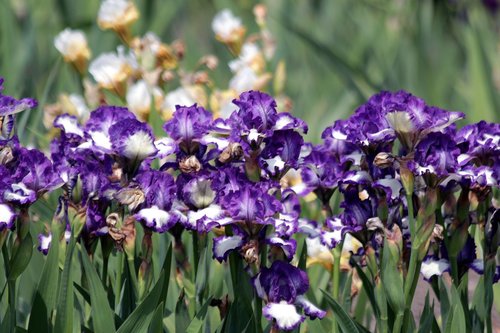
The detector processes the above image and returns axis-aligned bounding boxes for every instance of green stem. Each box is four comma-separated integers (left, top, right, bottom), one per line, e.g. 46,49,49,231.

393,311,404,333
331,241,343,333
449,256,459,286
403,192,418,308
115,251,123,310
254,296,263,333
8,281,15,332
406,194,415,239
404,247,418,306
2,243,15,332
127,257,139,302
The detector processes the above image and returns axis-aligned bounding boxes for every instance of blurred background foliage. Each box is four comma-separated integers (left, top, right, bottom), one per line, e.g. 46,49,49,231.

1,0,499,145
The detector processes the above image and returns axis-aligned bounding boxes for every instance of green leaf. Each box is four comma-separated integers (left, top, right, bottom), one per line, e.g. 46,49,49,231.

320,290,360,333
298,239,307,271
444,285,466,333
8,233,33,281
380,239,405,313
80,245,117,332
148,301,165,333
54,234,76,333
351,260,379,317
186,297,213,333
175,290,191,333
117,243,172,333
117,271,166,333
418,293,436,333
28,228,61,332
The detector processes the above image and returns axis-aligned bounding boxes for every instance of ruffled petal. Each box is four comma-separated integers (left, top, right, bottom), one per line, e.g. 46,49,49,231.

212,235,244,262
263,302,304,331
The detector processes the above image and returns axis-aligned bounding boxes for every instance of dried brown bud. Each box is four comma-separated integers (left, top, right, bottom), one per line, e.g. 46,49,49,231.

193,71,210,85
115,188,145,211
179,155,201,173
241,240,260,266
171,40,185,60
253,4,268,26
0,146,13,165
374,152,395,169
432,224,444,241
107,213,126,247
161,70,176,82
106,213,120,228
218,142,244,163
200,55,218,70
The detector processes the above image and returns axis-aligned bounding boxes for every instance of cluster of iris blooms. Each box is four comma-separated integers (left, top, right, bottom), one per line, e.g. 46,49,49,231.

0,76,498,331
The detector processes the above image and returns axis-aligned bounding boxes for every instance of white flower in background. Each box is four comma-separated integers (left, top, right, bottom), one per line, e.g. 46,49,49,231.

229,42,261,72
89,46,137,90
97,0,139,32
126,80,162,119
131,32,177,71
161,87,196,118
229,66,258,92
212,9,245,43
210,90,236,119
68,94,90,121
54,29,91,72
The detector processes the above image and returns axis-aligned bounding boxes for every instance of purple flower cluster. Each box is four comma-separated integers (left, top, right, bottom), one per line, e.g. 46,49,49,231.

302,90,498,282
0,78,60,233
46,90,323,330
2,78,499,330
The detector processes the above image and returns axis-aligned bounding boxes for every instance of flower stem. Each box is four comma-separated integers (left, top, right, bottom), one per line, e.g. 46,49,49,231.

127,257,139,302
393,311,404,333
403,193,420,311
115,251,123,309
331,241,343,333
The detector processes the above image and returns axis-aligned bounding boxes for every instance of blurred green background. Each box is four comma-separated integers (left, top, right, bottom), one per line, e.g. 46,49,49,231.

1,0,499,143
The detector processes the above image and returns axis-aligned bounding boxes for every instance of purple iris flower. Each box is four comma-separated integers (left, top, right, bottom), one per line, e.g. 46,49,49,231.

163,104,212,154
252,260,325,330
328,90,464,151
0,77,38,116
456,121,499,167
176,173,230,232
109,118,157,162
299,145,344,199
133,170,178,233
260,130,303,178
83,106,135,153
411,132,460,178
227,91,307,153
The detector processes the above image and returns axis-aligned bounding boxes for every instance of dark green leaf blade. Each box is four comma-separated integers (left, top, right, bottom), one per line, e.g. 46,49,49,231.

320,289,361,333
80,245,116,332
